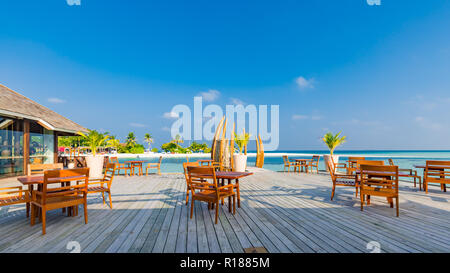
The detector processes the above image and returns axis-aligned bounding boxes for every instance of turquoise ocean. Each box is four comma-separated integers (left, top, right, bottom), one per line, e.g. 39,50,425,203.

117,150,450,174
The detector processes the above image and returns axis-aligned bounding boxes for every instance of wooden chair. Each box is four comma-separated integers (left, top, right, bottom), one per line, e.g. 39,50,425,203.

183,161,200,205
85,163,116,208
0,186,30,217
326,157,358,200
424,161,450,194
30,168,89,235
282,155,299,173
347,157,366,174
307,155,320,173
359,164,399,217
27,163,63,176
187,166,235,224
146,156,162,175
388,159,422,190
109,156,131,176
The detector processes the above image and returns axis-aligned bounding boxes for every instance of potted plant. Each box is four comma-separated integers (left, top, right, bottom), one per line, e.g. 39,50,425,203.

78,130,110,179
233,130,251,172
322,131,346,172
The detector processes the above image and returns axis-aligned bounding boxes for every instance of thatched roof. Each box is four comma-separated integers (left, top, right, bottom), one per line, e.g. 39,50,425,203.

0,84,88,134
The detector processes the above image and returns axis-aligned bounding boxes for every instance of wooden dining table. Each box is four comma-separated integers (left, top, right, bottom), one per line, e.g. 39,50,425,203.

124,160,148,176
203,171,253,208
293,158,313,173
17,175,87,218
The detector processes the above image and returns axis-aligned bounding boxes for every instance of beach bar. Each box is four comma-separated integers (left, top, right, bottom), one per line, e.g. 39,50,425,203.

0,84,87,178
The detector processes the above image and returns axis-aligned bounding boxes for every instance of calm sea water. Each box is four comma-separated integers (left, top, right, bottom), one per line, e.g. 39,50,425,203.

117,150,450,174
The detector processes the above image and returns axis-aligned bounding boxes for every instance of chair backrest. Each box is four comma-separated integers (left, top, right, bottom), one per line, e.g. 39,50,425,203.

183,162,200,180
41,168,90,204
312,155,320,164
282,155,289,165
197,160,213,166
109,157,119,164
348,157,366,168
186,166,219,198
388,159,395,166
28,163,64,176
359,164,399,192
425,161,450,181
103,163,116,188
356,160,384,169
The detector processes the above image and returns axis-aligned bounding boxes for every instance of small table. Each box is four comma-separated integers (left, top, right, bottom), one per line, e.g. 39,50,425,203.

293,159,313,173
124,160,148,176
204,171,253,208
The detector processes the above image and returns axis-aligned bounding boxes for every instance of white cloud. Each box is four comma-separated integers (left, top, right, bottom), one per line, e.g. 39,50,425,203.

295,76,315,89
414,116,442,130
162,127,171,132
47,97,66,104
230,98,245,105
292,114,322,121
163,111,180,119
129,123,146,128
292,115,308,120
198,89,220,102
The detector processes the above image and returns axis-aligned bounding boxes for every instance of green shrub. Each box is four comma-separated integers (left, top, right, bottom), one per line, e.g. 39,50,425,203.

151,148,159,153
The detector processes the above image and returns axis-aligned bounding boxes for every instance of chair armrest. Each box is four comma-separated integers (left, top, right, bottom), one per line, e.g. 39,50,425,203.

0,186,23,193
218,184,234,191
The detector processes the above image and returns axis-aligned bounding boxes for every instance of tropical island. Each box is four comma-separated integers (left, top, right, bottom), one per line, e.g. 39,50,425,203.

58,130,211,155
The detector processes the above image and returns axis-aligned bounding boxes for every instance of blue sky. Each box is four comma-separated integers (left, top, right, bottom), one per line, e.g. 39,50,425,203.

1,0,450,150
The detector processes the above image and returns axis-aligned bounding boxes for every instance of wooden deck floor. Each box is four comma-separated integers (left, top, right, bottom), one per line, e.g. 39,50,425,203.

0,168,449,253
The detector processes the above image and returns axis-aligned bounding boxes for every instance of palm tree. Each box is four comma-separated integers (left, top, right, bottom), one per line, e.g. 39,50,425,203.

126,132,137,146
144,133,154,150
172,134,184,145
107,136,121,151
322,131,347,155
77,130,110,156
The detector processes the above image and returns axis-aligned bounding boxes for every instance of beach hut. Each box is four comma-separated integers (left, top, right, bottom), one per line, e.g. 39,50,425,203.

0,84,88,178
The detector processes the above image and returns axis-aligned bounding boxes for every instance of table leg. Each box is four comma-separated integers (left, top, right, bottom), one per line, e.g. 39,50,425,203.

236,179,240,208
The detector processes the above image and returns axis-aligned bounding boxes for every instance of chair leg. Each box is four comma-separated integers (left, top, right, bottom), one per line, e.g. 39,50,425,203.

360,194,364,211
84,201,88,224
108,191,113,209
418,177,422,191
102,192,105,204
355,185,358,198
26,202,30,218
425,181,428,193
215,201,219,224
158,167,161,175
41,209,46,235
396,197,399,217
331,185,335,200
233,195,236,214
228,196,231,213
30,204,35,226
186,191,189,205
190,199,194,219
